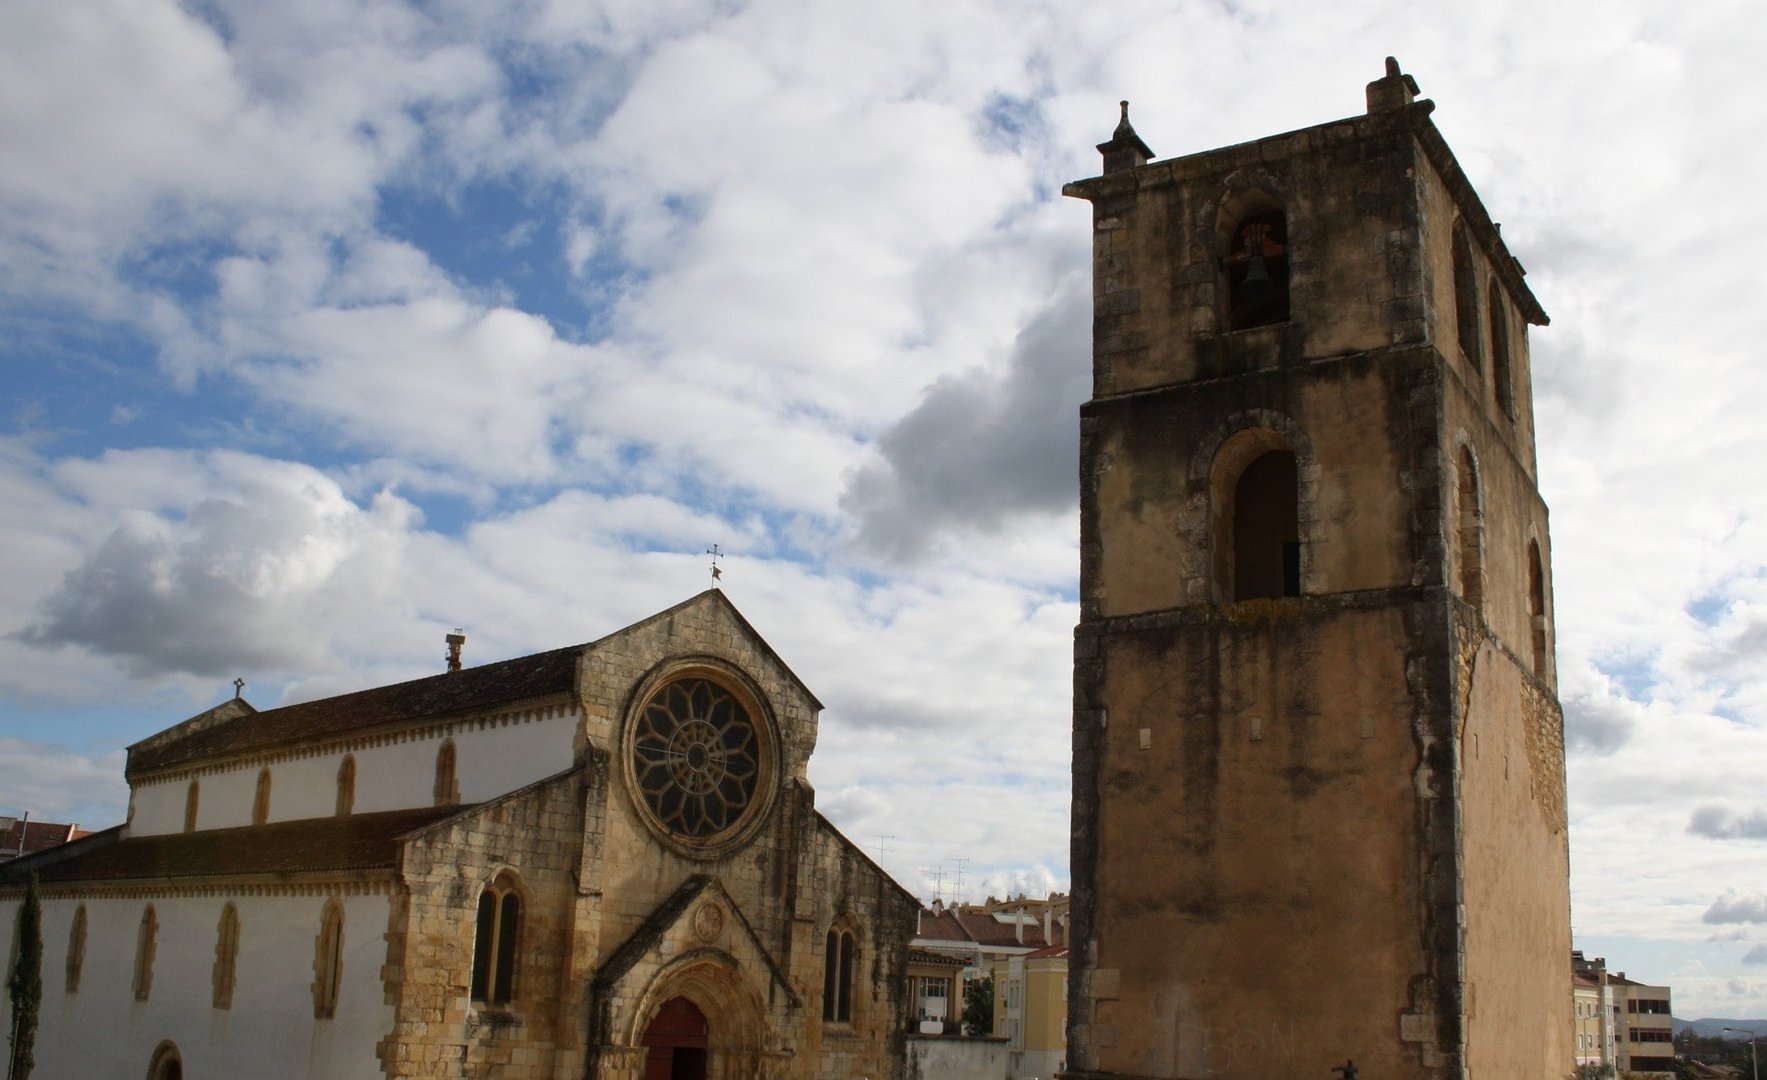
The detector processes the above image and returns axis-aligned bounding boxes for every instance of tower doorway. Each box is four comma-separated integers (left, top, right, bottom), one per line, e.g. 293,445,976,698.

642,996,709,1080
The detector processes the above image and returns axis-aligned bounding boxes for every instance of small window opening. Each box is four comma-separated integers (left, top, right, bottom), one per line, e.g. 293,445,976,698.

1232,450,1301,600
1224,211,1290,330
1452,224,1481,365
470,873,521,1006
251,768,271,826
183,781,199,833
1489,279,1514,416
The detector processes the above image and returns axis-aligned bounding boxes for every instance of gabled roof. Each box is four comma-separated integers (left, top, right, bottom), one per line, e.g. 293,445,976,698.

0,806,466,887
127,589,817,776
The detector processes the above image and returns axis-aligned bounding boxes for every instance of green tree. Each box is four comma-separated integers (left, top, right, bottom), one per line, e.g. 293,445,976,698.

7,875,41,1080
961,975,994,1036
1569,1064,1615,1080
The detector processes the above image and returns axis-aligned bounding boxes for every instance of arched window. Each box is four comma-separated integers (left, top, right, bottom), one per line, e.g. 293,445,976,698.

147,1040,183,1080
1528,540,1549,675
133,904,158,1001
822,925,856,1023
65,903,86,994
313,899,344,1018
213,902,240,1010
1224,209,1290,330
1456,447,1484,609
252,768,272,826
470,872,521,1006
1452,223,1481,365
335,755,356,817
1211,427,1303,602
434,740,458,807
1489,279,1514,416
183,781,200,833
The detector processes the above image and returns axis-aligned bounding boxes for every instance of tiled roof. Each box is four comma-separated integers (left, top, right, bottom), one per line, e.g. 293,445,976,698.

915,908,972,942
128,645,581,774
1025,945,1069,960
908,947,968,968
0,819,89,859
956,910,1052,948
0,807,467,886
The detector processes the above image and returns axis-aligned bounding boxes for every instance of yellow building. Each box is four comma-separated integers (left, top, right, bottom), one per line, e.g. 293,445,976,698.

994,945,1068,1079
1610,972,1676,1078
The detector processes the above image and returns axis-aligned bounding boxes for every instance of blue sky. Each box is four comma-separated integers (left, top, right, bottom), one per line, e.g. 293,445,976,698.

3,0,1766,1020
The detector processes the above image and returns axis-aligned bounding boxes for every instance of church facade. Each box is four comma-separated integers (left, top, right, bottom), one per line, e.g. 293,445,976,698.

0,590,916,1079
1062,61,1573,1078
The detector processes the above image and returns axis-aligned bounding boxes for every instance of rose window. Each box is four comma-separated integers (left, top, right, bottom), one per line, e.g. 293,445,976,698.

631,677,762,839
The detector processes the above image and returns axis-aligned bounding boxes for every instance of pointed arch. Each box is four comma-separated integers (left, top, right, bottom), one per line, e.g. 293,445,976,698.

622,950,773,1079
313,898,344,1018
335,754,356,817
471,870,523,1006
822,915,860,1023
1455,444,1485,610
434,740,458,807
65,903,86,994
213,902,240,1009
251,767,271,826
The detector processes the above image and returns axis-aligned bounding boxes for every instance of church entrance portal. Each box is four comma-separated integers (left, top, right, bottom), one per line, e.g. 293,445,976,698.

641,996,709,1080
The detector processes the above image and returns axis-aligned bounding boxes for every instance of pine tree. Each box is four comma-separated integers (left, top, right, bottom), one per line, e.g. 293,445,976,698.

7,874,41,1080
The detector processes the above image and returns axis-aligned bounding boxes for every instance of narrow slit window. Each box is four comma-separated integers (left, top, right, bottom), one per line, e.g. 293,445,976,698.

1453,224,1481,365
1528,541,1548,675
213,903,239,1010
335,755,355,817
65,904,86,994
1489,278,1514,416
434,740,458,807
1456,448,1484,609
133,904,158,1001
313,900,344,1018
183,781,199,833
252,768,271,826
822,927,857,1023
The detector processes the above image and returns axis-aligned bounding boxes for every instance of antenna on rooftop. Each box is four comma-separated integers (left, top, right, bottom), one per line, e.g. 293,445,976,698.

876,834,895,861
948,856,970,906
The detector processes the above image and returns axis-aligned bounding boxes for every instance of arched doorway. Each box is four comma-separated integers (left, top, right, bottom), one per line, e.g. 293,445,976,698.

642,996,708,1080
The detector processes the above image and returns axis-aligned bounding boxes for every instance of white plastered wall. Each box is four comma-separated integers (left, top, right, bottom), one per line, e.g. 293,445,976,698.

129,704,579,835
0,890,395,1080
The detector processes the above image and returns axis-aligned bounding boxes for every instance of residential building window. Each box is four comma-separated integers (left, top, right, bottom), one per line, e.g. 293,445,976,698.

313,899,344,1018
822,926,855,1022
133,904,158,1001
252,768,272,826
183,781,199,833
213,902,239,1010
335,755,355,817
470,872,521,1006
434,740,458,807
65,903,86,994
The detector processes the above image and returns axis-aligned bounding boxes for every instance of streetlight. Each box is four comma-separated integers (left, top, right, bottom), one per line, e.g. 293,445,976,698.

1723,1027,1759,1080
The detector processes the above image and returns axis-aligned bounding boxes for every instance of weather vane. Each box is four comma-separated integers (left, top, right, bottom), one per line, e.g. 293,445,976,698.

706,544,724,587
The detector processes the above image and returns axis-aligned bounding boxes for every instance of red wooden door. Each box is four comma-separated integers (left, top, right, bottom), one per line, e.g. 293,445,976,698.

642,997,709,1080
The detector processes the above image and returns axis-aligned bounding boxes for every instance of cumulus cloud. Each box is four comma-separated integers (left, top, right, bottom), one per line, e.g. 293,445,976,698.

842,277,1089,561
1690,805,1767,841
1705,894,1767,925
0,739,128,830
1745,945,1767,966
19,452,416,678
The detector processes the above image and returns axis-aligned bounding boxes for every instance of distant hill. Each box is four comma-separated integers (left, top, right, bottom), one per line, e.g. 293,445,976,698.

1675,1017,1767,1038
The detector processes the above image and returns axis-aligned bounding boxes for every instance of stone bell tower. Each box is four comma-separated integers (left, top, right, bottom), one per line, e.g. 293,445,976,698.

1062,61,1571,1079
